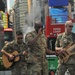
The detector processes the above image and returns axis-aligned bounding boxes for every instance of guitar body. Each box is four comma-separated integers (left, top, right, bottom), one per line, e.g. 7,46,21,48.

58,43,75,63
2,51,20,68
58,52,75,63
58,52,69,63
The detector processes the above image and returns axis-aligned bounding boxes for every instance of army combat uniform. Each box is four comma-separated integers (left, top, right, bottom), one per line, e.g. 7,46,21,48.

2,40,28,75
55,32,75,75
25,31,48,75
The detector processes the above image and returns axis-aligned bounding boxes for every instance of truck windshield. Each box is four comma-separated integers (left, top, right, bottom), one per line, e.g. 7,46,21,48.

4,31,13,42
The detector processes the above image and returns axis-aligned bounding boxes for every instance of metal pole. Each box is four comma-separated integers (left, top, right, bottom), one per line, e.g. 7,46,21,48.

33,0,34,26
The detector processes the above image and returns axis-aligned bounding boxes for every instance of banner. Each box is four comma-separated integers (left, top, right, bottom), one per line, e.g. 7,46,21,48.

48,0,68,6
49,7,68,23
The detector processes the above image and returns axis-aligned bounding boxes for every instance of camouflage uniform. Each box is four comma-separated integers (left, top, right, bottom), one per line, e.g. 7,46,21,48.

2,40,28,75
55,32,75,75
25,31,48,75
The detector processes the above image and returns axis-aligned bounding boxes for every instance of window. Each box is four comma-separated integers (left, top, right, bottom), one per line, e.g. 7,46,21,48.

4,31,13,42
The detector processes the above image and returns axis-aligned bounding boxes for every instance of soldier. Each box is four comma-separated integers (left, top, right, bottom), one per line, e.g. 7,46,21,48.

1,31,28,75
55,20,75,75
25,21,56,75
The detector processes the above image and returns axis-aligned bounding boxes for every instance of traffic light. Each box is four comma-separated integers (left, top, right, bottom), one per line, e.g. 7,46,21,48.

8,21,13,28
8,14,13,28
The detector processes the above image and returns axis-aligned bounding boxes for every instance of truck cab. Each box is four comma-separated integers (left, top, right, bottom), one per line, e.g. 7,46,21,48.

4,28,13,42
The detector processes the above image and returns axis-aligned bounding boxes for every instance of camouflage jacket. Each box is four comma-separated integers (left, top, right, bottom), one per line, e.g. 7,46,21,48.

55,32,75,64
2,40,28,62
25,31,47,63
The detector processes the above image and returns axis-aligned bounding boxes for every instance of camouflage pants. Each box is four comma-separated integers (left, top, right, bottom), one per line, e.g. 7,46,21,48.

27,59,48,75
57,64,75,75
41,59,48,75
27,63,42,75
11,62,27,75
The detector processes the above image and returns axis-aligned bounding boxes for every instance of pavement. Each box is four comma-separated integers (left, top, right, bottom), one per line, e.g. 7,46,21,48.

0,70,70,75
0,70,11,75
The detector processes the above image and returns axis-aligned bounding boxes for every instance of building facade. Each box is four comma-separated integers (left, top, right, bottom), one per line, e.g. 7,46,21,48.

13,0,28,31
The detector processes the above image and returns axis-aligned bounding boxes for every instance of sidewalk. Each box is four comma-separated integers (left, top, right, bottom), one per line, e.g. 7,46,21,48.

0,70,11,75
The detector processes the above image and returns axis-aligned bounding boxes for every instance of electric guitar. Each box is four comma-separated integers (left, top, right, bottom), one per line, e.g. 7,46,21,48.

58,42,75,63
2,51,23,68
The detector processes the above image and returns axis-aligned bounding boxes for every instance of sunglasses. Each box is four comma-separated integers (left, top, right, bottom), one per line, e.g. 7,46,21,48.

69,26,73,28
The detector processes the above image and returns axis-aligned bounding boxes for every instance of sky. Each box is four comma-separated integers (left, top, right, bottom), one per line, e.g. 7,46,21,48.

7,0,14,11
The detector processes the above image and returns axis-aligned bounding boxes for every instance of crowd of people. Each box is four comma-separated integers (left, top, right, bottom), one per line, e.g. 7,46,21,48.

1,20,75,75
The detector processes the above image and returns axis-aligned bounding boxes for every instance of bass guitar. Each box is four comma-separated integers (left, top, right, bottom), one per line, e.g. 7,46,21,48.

58,42,75,63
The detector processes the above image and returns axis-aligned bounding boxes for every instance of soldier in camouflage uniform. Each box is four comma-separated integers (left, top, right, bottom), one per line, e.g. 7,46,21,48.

25,21,55,75
1,31,28,75
55,20,75,75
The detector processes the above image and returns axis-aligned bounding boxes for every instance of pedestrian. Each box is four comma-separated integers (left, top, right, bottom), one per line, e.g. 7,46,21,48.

1,30,28,75
55,20,75,75
25,21,56,75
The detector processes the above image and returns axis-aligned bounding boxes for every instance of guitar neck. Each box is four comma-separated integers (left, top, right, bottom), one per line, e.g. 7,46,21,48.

67,44,75,53
14,49,28,58
14,52,22,58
